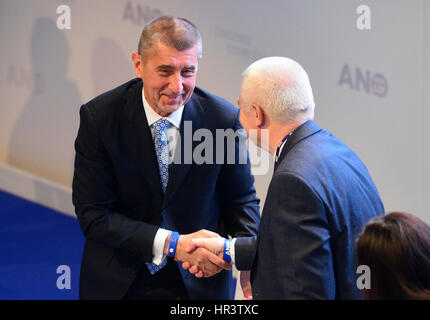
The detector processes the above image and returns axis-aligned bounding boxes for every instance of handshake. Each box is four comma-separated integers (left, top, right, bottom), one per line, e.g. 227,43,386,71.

163,229,252,299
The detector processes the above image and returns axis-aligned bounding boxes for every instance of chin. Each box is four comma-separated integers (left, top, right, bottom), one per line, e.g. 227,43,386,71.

166,103,182,111
158,104,181,115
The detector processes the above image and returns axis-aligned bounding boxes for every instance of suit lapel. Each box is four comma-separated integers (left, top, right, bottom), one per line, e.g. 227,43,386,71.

275,120,323,170
121,80,163,199
122,82,204,208
162,94,205,208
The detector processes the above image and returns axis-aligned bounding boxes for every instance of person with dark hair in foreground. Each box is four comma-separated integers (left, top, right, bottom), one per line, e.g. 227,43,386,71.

356,212,430,300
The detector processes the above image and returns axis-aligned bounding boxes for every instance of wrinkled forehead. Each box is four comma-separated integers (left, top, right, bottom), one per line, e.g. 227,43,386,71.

143,41,199,67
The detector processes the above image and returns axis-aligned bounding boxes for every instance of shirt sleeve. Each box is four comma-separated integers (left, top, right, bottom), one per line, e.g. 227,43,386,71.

230,238,237,265
152,228,171,265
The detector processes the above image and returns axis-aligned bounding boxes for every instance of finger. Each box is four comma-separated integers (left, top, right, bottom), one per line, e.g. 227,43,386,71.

199,229,221,238
206,251,231,270
186,242,198,253
191,238,213,250
192,238,224,254
242,289,252,299
182,262,191,270
189,265,199,274
198,259,221,276
240,270,253,298
195,271,204,278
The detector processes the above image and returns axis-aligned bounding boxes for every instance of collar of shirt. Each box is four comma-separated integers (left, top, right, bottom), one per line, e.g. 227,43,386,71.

274,132,293,163
141,90,183,129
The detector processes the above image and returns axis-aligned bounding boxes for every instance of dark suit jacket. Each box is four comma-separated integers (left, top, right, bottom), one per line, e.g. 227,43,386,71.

235,120,384,299
72,78,260,300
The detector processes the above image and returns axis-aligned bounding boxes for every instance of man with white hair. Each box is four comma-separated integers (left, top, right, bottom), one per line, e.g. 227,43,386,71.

184,57,385,299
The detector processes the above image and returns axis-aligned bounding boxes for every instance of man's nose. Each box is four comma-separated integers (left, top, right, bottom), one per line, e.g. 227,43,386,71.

168,73,183,94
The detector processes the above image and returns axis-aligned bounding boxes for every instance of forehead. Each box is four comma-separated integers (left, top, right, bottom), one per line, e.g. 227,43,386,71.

144,42,199,67
238,83,248,101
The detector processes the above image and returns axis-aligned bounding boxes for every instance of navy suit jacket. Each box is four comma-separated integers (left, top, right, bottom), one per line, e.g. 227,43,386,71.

72,78,260,299
235,120,384,299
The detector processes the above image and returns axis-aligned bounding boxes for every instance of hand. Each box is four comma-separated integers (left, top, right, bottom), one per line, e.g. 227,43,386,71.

240,271,253,300
169,230,231,277
188,237,225,255
181,237,230,278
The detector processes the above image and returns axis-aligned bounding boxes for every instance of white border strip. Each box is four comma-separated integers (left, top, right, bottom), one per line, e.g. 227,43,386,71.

0,163,75,218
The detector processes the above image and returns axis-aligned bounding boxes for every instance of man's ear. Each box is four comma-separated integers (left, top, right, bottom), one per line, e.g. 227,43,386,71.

251,104,265,127
131,52,143,79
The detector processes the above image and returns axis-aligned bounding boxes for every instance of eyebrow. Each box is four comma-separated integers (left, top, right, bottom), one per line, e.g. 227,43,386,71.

156,65,196,71
183,66,196,72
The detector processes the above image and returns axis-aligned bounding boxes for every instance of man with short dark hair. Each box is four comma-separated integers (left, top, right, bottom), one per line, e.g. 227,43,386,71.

72,16,260,300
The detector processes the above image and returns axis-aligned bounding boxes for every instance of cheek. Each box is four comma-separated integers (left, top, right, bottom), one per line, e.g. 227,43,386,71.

152,82,168,100
239,112,248,127
183,78,196,93
142,71,164,90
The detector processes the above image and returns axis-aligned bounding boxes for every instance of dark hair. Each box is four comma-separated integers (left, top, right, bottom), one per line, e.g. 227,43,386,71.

356,212,430,299
137,16,202,58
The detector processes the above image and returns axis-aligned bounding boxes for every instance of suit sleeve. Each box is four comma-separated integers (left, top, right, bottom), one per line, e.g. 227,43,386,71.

234,236,257,270
216,110,261,239
72,104,158,263
268,172,336,299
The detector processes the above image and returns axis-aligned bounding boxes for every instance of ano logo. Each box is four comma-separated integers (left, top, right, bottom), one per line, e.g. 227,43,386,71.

338,64,388,98
122,1,163,26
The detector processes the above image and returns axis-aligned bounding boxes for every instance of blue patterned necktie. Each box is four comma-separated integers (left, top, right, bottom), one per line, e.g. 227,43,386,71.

146,118,171,274
153,118,171,192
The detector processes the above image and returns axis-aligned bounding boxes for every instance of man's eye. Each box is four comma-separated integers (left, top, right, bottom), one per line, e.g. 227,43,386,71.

159,70,172,76
182,70,195,76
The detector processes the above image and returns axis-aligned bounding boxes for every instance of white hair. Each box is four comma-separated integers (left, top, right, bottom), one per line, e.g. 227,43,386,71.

241,56,315,123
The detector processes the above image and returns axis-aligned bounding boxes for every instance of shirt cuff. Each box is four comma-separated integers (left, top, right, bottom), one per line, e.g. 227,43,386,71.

230,238,237,265
152,228,171,265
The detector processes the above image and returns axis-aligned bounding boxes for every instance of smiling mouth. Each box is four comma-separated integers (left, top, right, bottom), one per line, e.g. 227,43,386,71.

162,94,183,103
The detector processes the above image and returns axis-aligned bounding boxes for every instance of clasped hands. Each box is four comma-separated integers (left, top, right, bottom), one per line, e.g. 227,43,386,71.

167,229,253,299
165,229,230,278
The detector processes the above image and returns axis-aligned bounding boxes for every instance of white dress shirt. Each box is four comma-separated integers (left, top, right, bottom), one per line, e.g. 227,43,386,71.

274,136,289,163
142,90,183,266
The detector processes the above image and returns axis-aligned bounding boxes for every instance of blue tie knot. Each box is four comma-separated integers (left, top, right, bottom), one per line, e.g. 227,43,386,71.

154,118,171,133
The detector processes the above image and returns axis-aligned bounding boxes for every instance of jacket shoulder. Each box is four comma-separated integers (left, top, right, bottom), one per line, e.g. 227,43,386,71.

276,129,376,198
83,78,141,118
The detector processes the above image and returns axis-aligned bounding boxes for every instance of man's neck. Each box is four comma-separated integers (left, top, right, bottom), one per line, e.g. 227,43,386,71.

268,120,305,155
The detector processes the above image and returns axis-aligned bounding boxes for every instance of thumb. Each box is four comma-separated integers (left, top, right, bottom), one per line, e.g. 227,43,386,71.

186,241,198,253
192,238,224,254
